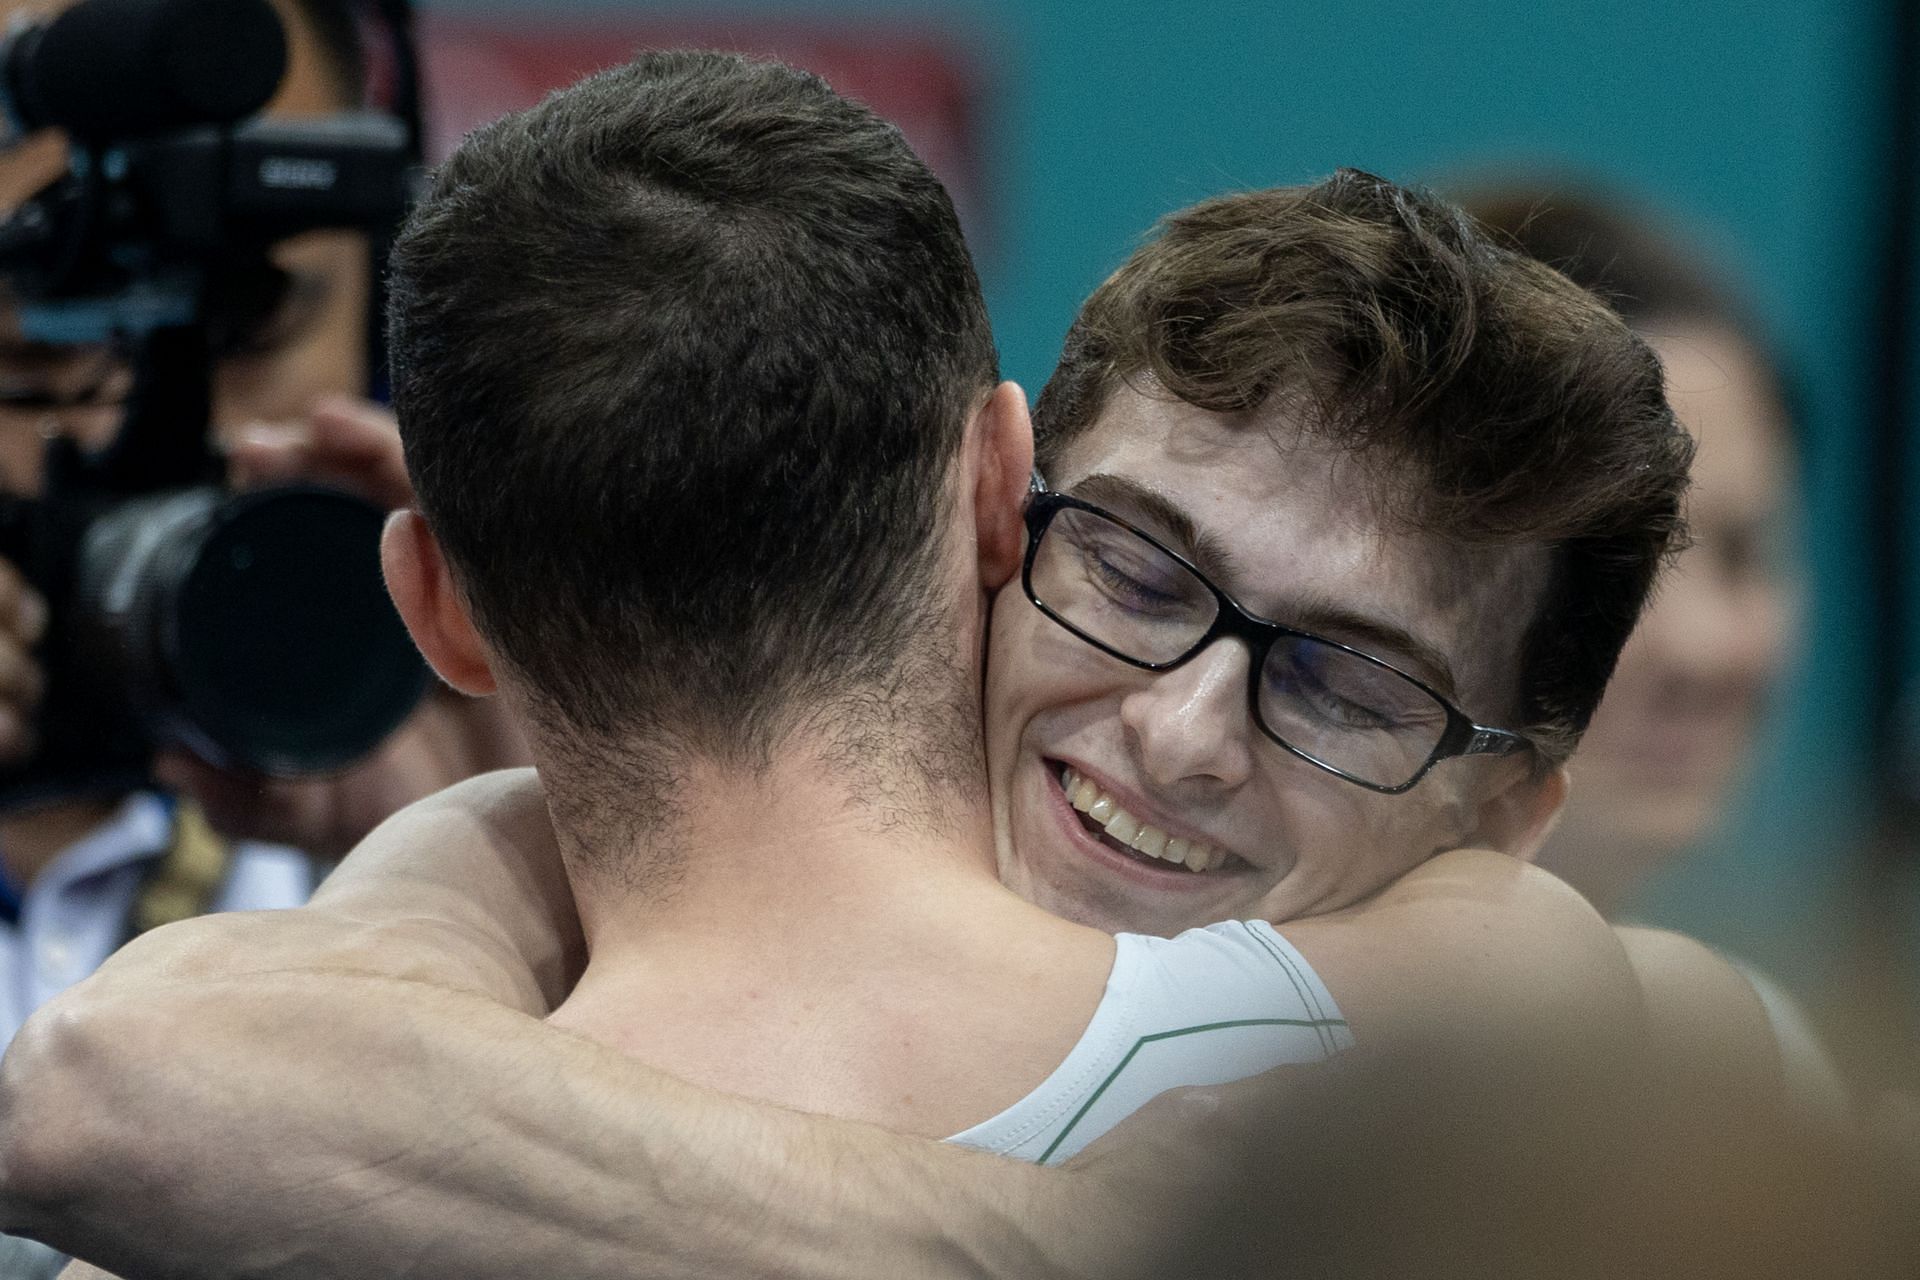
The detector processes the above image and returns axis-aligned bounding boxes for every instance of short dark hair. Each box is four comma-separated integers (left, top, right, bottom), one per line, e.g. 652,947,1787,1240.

1033,170,1693,761
388,52,997,780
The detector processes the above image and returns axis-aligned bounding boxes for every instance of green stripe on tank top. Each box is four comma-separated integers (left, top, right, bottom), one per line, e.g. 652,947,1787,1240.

1035,1015,1349,1166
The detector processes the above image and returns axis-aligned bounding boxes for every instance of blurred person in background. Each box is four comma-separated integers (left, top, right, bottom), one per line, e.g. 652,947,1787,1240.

1461,187,1801,916
0,3,523,1276
0,0,522,1047
1460,186,1842,1110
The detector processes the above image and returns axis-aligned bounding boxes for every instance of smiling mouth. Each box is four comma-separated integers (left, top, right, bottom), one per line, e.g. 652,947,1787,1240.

1055,764,1230,874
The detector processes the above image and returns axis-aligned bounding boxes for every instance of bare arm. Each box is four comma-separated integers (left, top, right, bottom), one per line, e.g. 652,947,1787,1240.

0,784,1765,1280
1285,846,1651,1067
11,971,1124,1280
294,766,581,1012
0,773,1161,1280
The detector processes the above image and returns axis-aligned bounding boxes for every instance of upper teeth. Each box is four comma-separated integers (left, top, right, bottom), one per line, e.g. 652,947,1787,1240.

1060,766,1227,873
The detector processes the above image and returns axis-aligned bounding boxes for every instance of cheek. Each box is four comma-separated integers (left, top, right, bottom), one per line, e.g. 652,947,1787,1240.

984,584,1034,732
1737,584,1798,682
1596,625,1661,703
988,586,1115,729
984,587,1047,791
211,237,370,431
984,586,1156,803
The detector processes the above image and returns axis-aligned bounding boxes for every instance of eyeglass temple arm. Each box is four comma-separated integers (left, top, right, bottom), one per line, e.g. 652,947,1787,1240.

1458,726,1532,758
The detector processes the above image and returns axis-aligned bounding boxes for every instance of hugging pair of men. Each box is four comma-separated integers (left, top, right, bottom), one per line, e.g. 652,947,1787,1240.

12,49,1833,1280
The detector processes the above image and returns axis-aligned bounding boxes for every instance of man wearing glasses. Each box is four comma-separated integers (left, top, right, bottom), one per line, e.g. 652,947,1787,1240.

996,467,1543,942
5,84,1774,1280
1025,471,1531,793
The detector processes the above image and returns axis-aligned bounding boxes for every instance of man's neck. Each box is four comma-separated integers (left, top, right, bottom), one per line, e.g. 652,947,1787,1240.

544,735,1111,1139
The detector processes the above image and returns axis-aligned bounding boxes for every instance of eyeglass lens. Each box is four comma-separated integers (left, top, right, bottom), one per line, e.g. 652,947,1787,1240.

1031,503,1451,787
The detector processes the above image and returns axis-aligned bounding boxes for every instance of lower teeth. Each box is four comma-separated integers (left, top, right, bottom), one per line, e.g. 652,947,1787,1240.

1084,815,1191,871
1121,840,1179,869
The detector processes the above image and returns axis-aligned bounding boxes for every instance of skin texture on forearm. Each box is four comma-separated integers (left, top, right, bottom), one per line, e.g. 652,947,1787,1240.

0,772,1152,1280
0,773,1782,1279
8,970,1130,1280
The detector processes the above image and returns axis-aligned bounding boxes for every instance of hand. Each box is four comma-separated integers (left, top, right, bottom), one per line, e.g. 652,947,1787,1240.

0,556,47,769
154,396,531,857
225,393,417,509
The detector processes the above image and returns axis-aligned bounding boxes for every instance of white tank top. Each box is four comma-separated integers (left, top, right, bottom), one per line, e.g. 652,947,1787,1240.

946,920,1351,1165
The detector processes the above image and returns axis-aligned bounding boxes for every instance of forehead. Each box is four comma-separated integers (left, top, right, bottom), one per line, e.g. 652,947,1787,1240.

1647,326,1793,520
1047,384,1548,719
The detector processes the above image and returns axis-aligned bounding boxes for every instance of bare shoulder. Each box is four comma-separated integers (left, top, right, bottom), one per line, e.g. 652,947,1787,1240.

322,765,551,882
1367,846,1600,916
1614,926,1771,1034
1281,850,1640,1056
1614,925,1782,1098
414,764,547,820
1297,847,1625,977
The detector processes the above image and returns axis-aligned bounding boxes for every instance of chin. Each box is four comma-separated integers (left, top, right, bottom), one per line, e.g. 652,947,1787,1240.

1033,867,1226,938
1042,894,1135,936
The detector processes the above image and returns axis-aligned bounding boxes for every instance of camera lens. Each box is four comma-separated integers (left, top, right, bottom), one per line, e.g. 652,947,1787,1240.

77,484,429,775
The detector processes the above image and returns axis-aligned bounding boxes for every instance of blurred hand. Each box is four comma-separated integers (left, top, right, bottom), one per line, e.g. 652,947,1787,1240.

226,393,417,508
155,396,531,859
0,556,47,769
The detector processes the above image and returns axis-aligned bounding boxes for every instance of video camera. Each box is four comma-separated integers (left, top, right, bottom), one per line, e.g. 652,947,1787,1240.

0,0,429,804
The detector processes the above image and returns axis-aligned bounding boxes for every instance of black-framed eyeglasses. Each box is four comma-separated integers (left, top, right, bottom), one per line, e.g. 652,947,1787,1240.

1021,475,1534,794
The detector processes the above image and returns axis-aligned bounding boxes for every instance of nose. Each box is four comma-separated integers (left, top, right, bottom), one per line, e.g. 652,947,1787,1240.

1119,638,1257,791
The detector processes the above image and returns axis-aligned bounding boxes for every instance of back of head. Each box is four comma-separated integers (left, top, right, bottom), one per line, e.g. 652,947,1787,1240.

388,52,997,794
1034,169,1694,761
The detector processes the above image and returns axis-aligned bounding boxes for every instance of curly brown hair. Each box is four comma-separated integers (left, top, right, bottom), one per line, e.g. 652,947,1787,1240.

1032,170,1693,762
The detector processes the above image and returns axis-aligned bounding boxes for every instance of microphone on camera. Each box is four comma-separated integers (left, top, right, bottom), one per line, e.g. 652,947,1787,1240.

0,0,287,146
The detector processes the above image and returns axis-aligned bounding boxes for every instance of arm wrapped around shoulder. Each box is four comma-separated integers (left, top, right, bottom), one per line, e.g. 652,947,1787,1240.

0,963,199,1268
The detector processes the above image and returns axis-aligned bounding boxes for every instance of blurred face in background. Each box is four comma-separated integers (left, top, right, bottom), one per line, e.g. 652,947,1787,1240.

1537,323,1800,913
0,0,369,497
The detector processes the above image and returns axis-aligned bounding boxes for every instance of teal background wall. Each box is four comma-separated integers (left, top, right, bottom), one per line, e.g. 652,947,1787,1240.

433,1,1917,1003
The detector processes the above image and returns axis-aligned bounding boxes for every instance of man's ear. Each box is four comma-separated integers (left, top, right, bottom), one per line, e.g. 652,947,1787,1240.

1463,763,1570,864
968,381,1035,591
380,509,498,695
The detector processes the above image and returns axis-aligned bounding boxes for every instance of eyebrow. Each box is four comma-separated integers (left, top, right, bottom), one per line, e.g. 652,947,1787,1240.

1283,600,1460,701
1063,471,1461,700
1066,473,1245,583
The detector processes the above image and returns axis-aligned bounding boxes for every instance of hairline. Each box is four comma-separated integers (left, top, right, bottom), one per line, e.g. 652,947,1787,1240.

1045,418,1572,718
